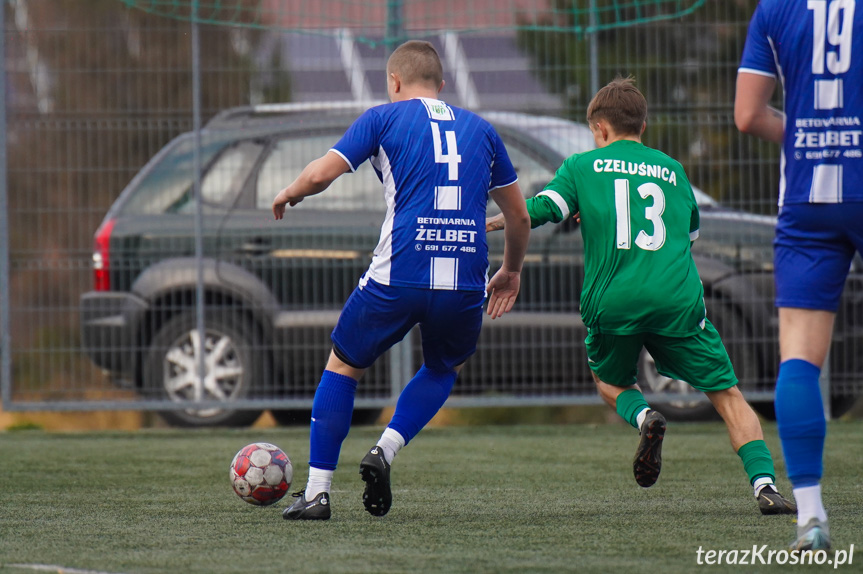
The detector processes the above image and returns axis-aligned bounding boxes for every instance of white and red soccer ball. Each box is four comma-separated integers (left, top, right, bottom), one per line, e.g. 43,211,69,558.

230,442,292,506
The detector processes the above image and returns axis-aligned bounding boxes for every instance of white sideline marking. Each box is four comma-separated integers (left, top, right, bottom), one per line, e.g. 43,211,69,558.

6,564,127,574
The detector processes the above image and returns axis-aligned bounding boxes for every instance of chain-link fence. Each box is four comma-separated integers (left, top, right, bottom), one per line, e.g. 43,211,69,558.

2,0,861,427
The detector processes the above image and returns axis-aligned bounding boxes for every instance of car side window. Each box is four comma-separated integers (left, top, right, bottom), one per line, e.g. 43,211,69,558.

120,138,262,215
486,143,554,217
256,135,385,212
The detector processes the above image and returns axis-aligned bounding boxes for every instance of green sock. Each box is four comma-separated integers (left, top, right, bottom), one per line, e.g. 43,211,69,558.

737,439,776,485
615,388,651,429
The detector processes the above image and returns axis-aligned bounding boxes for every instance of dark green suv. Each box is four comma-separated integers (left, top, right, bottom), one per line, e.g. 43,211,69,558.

80,103,863,427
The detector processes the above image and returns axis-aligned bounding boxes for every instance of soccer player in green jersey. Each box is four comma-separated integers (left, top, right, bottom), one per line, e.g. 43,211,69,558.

487,76,795,515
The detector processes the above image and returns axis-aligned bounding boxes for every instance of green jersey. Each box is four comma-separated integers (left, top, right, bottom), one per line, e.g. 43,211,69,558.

526,140,705,337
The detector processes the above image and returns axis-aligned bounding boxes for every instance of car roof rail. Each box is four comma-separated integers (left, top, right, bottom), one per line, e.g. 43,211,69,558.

205,101,387,129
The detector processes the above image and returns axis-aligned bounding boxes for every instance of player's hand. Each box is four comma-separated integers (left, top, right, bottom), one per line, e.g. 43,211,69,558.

272,199,287,220
486,269,521,319
272,188,303,220
573,211,581,223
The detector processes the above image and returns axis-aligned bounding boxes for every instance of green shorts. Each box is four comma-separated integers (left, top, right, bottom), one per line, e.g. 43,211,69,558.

585,319,738,392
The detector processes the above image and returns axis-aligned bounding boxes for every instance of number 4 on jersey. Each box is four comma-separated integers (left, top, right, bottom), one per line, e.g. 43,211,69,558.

431,122,461,180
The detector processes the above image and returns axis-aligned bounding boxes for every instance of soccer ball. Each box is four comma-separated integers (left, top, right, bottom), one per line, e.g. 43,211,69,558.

230,442,293,506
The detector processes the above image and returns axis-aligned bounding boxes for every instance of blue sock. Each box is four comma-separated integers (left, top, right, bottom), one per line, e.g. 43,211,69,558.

308,370,358,471
389,365,457,445
775,359,826,488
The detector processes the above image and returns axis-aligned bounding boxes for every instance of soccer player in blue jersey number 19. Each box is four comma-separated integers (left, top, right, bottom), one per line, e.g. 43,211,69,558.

736,0,863,551
272,40,530,520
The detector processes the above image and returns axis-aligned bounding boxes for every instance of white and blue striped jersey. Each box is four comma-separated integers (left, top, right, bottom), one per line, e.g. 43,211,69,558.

330,98,518,291
739,0,863,205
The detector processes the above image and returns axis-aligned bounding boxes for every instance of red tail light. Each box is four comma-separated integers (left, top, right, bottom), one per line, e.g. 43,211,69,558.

93,218,116,291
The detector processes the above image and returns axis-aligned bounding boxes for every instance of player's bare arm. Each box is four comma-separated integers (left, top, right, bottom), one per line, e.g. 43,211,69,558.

485,213,505,232
486,182,530,319
488,209,579,232
734,72,784,144
272,151,352,220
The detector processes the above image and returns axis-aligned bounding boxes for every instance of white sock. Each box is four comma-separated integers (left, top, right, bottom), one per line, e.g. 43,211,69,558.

636,408,650,431
376,427,406,465
793,484,828,524
753,476,775,497
305,467,334,499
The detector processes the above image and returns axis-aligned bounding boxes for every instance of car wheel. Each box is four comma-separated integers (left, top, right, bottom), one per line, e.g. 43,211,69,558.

270,408,383,426
830,395,860,418
351,408,384,425
144,310,263,427
270,409,310,426
751,401,776,420
753,394,860,420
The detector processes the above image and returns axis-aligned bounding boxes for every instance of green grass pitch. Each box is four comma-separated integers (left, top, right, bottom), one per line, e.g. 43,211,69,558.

0,421,860,573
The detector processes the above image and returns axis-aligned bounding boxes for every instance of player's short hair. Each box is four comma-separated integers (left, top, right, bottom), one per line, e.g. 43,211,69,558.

587,76,647,136
387,40,444,89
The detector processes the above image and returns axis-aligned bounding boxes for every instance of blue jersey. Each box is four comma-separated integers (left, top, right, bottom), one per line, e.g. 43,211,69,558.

330,98,518,291
739,0,863,205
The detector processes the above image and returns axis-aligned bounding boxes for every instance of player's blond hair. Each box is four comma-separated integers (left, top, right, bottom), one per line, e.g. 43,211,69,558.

387,40,444,90
587,76,647,136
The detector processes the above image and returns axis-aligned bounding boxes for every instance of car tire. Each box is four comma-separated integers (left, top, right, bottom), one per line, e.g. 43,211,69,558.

270,409,310,426
751,401,776,420
351,408,384,425
143,310,263,428
830,395,860,418
270,408,383,427
753,394,859,420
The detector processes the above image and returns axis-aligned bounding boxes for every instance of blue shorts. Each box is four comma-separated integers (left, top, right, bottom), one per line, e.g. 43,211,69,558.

774,203,863,312
331,279,485,372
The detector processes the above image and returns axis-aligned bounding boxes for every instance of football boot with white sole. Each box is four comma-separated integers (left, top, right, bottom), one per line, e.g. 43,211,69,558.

756,484,797,515
791,517,831,551
633,410,666,488
282,489,331,520
359,446,392,516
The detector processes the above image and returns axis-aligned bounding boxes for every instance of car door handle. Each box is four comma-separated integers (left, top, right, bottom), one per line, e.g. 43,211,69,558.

237,238,272,255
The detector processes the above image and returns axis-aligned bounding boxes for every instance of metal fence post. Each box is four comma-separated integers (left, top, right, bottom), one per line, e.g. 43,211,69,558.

0,2,10,407
386,0,404,52
385,0,410,399
191,0,207,390
588,0,599,96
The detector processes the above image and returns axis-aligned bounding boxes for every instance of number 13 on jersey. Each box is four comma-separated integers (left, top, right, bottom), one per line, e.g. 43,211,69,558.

614,179,667,251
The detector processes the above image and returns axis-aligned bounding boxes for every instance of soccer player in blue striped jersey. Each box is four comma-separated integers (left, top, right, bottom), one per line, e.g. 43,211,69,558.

273,40,530,520
736,0,863,551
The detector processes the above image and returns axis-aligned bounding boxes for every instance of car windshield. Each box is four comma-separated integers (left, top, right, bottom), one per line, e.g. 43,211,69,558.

119,134,258,215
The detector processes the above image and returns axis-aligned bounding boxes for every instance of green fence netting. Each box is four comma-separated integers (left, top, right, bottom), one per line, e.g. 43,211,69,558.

119,0,708,42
